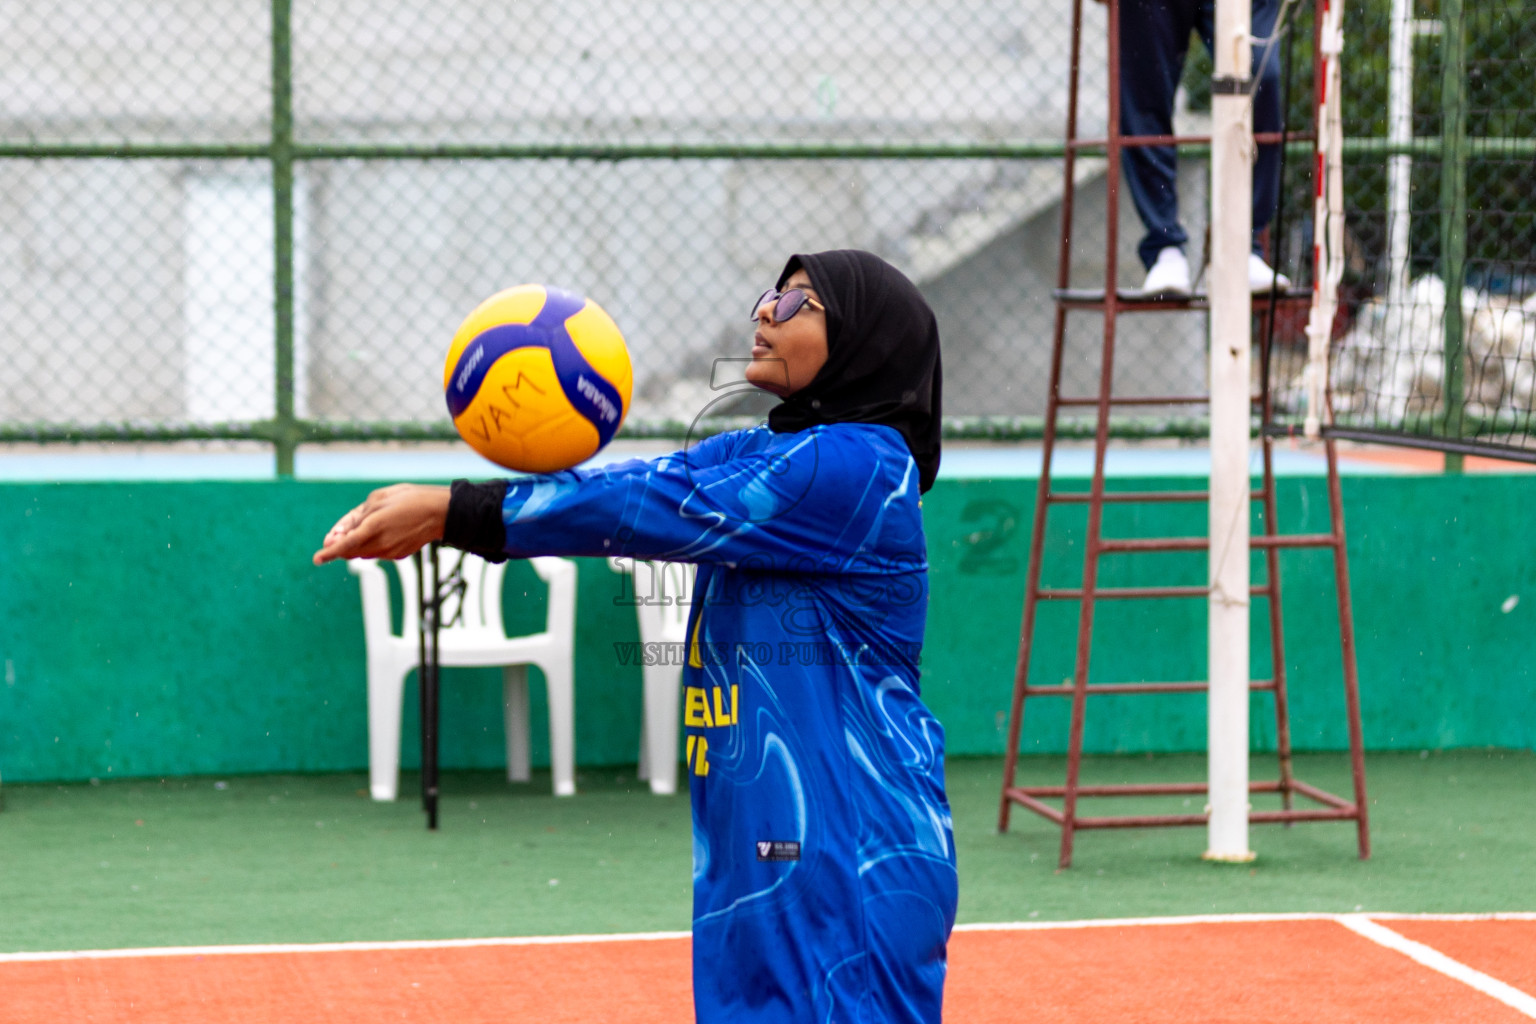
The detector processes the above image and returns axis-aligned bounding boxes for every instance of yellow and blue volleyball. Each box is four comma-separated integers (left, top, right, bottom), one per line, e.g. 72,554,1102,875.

443,284,632,473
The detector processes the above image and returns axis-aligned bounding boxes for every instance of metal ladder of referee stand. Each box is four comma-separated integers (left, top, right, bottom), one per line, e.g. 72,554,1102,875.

997,0,1370,869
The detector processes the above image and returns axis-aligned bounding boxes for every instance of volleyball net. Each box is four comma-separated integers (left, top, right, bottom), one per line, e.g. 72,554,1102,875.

1274,0,1536,464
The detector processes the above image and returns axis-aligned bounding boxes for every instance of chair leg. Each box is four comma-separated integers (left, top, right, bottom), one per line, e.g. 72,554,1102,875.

637,725,652,783
502,665,531,784
367,660,409,802
542,660,577,797
643,663,682,796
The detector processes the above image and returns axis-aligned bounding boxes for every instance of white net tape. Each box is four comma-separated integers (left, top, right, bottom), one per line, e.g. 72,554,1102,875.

1303,0,1346,438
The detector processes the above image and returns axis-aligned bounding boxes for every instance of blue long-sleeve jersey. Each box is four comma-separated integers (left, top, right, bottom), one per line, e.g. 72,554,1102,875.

494,422,958,1024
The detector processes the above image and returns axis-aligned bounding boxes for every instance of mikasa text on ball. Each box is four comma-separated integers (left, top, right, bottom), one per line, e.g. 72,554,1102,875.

443,284,632,473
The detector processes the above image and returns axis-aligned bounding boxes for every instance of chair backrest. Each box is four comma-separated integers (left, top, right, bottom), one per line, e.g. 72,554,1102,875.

392,551,511,640
350,552,574,645
609,557,696,644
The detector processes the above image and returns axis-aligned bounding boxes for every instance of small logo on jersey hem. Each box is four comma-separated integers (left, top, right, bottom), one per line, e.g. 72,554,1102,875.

756,840,800,862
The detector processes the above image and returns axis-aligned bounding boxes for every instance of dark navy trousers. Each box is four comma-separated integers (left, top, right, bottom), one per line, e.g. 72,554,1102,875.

1119,0,1284,269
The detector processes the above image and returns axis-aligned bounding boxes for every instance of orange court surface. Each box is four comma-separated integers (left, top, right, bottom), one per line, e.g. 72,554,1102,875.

6,914,1534,1023
1334,444,1536,474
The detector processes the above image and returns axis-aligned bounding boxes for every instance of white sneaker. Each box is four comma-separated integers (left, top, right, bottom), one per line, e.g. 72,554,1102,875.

1139,247,1191,298
1249,253,1293,293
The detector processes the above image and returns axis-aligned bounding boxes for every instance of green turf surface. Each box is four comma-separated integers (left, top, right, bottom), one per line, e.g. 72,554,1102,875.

0,750,1530,953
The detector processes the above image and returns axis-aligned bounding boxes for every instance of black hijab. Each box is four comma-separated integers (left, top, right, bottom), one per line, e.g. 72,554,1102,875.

765,249,943,492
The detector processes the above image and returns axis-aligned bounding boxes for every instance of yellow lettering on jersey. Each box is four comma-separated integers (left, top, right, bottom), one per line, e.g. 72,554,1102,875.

713,684,739,727
686,734,709,775
688,612,704,669
684,686,713,728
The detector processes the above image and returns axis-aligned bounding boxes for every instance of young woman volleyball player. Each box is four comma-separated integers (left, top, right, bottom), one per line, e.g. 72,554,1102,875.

314,249,958,1023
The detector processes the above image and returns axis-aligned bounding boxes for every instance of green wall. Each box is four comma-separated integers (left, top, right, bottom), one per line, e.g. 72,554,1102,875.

1,474,1532,784
923,474,1536,758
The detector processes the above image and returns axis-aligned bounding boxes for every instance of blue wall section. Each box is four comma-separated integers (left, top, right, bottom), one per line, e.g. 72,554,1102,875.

0,473,1532,783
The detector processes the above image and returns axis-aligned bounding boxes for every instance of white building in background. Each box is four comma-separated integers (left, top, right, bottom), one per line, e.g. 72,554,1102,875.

0,0,1207,428
183,174,311,422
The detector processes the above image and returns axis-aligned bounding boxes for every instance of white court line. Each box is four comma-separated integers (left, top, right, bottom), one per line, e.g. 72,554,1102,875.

5,911,1534,968
1366,912,1536,922
0,930,691,964
953,910,1536,931
953,911,1338,932
1338,914,1536,1019
3,912,1328,962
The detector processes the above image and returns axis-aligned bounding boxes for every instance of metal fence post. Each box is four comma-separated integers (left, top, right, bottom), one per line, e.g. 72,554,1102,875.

1438,0,1468,472
270,0,298,477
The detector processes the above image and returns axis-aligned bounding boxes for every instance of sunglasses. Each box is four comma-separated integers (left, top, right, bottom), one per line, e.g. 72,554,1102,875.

750,287,826,324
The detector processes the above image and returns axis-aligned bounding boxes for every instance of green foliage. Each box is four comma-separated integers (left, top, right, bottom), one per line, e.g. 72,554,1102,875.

1336,0,1536,286
1181,31,1213,113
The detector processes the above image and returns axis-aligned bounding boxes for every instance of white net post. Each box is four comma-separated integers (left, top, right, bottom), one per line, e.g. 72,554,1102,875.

1206,0,1256,863
1304,0,1347,439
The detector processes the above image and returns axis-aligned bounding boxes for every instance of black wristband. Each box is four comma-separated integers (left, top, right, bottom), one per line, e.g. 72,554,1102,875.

444,479,511,562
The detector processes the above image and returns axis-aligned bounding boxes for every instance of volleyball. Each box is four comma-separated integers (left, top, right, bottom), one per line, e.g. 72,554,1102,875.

443,284,632,473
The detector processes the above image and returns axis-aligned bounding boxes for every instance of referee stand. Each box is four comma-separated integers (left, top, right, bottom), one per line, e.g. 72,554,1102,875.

997,0,1370,869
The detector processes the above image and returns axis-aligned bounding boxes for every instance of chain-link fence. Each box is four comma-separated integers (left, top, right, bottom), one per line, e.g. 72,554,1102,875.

1266,0,1536,462
2,1,1531,470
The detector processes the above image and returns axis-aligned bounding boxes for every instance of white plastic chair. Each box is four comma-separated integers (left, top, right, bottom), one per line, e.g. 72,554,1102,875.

609,557,696,795
348,553,578,799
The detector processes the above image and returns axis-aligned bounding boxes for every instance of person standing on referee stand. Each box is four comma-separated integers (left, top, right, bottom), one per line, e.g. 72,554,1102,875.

1102,0,1291,297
